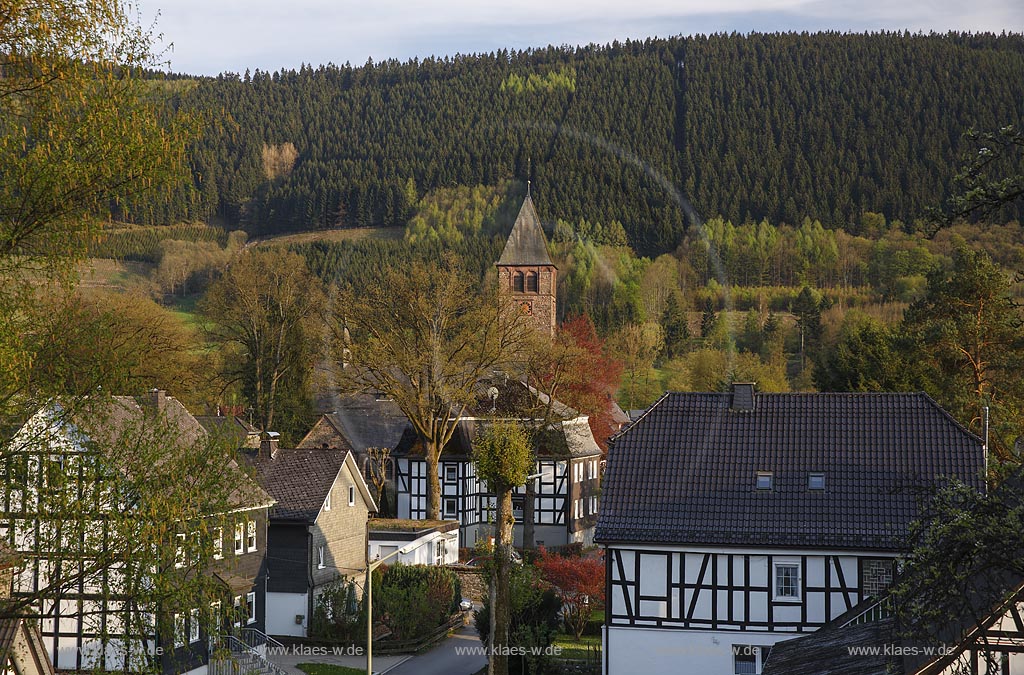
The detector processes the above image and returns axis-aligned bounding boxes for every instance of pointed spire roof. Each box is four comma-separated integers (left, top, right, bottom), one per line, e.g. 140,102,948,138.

497,194,554,267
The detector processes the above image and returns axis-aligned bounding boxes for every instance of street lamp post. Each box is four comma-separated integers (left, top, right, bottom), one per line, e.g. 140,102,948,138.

366,542,414,675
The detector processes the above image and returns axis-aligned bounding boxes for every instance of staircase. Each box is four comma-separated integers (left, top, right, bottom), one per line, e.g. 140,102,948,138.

210,629,288,675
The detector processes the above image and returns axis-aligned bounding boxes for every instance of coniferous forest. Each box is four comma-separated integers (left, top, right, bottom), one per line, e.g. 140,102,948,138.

129,32,1024,255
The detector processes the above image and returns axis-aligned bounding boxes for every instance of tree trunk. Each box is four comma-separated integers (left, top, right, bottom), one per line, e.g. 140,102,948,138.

425,440,442,520
492,489,513,675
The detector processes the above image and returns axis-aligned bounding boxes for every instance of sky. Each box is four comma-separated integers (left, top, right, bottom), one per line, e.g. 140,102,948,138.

142,0,1024,77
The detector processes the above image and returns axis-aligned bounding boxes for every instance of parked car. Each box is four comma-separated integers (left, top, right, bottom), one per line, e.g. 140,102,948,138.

459,598,474,612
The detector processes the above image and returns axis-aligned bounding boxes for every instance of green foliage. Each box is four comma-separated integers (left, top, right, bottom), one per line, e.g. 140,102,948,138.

310,579,363,641
660,292,691,359
88,223,230,262
902,247,1024,457
664,349,790,393
374,564,459,642
813,312,918,392
475,565,562,674
473,420,534,493
501,67,577,94
405,181,522,244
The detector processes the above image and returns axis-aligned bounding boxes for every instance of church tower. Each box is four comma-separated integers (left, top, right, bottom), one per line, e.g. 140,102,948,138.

496,192,557,336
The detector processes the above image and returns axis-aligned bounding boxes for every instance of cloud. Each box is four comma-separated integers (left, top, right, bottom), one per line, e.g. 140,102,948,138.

141,0,1024,76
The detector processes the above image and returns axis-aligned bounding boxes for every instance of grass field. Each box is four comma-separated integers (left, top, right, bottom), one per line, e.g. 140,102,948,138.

252,226,404,248
552,632,602,660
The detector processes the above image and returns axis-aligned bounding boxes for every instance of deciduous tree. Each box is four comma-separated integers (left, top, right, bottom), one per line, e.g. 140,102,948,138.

333,256,529,520
535,548,605,640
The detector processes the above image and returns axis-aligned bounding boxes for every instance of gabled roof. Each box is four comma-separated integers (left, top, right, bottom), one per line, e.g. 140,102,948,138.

18,396,274,513
596,390,985,550
195,415,260,448
304,393,411,453
496,194,554,267
246,447,376,522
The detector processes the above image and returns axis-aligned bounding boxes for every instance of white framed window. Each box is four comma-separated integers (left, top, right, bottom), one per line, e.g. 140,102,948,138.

348,485,355,506
324,490,332,511
173,613,185,648
234,523,244,554
435,538,446,565
175,533,186,568
189,608,200,643
213,527,224,560
317,545,325,569
444,497,457,518
246,591,256,624
246,520,257,552
774,561,800,600
233,595,242,628
444,465,458,482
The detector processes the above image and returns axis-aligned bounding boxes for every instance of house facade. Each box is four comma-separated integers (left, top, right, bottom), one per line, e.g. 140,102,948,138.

596,385,986,675
367,519,460,566
245,438,376,638
0,392,274,675
392,381,603,549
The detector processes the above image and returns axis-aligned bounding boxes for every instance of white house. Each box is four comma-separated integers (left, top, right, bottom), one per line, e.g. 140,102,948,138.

367,519,460,566
1,392,275,675
596,384,986,675
392,379,603,550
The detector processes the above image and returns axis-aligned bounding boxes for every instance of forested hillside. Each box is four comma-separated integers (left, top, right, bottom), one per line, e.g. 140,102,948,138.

130,31,1024,255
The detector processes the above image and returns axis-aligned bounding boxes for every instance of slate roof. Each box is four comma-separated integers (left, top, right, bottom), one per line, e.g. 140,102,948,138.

762,616,897,675
595,390,985,550
496,194,554,267
246,447,348,522
307,393,411,453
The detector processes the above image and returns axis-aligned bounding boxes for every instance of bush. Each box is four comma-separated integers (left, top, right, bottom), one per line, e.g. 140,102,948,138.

310,579,363,641
475,565,561,674
375,563,459,642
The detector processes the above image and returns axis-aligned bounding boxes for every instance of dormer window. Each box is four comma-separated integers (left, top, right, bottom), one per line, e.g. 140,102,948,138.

756,472,773,490
808,473,826,490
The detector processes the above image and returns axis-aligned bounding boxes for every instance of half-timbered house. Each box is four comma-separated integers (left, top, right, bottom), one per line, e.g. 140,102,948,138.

392,380,603,549
1,392,275,675
596,385,986,675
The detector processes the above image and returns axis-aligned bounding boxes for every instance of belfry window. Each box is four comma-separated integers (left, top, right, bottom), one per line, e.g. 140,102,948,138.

526,272,538,292
513,272,525,292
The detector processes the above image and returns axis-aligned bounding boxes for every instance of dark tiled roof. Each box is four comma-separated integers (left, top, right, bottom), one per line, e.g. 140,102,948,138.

496,195,554,267
246,447,349,522
762,616,897,675
393,415,601,461
310,393,411,452
195,415,260,448
596,392,985,550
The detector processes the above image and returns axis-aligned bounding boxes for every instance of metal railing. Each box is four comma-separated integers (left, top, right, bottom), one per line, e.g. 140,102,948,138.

841,597,893,627
210,633,289,675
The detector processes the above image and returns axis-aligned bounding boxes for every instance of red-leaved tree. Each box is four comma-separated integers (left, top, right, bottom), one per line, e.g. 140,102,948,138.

535,548,605,640
530,314,623,450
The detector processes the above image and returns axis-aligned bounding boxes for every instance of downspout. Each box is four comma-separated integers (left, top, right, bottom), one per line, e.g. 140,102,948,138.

306,524,315,637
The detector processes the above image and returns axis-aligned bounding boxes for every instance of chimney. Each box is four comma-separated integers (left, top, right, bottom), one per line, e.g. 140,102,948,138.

148,388,166,413
731,382,756,411
260,431,280,459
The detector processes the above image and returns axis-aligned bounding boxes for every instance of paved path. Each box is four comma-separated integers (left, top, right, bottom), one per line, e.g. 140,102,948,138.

268,646,411,675
386,624,487,675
